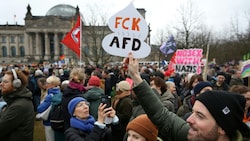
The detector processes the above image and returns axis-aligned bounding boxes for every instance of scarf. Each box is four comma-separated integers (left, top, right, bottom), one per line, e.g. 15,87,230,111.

68,81,86,92
70,116,95,133
113,91,131,109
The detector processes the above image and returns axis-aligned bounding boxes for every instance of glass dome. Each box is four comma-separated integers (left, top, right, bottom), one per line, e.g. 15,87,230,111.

46,4,76,17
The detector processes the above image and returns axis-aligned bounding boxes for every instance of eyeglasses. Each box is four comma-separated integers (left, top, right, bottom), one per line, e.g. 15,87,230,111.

75,101,90,108
1,80,10,84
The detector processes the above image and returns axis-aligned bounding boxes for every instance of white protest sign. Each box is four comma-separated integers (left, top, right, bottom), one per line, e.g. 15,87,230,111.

102,3,151,58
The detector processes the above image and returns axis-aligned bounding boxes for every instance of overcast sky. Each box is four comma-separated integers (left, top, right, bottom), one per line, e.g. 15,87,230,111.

1,0,249,43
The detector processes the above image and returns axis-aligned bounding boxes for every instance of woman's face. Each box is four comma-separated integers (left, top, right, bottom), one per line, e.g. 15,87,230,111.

127,130,146,141
74,101,90,120
192,79,199,88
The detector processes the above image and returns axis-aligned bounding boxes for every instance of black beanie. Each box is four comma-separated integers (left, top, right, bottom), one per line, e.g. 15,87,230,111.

193,81,213,95
196,90,250,138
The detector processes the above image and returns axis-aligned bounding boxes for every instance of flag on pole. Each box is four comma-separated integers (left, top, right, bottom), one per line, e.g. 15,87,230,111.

61,16,81,57
165,52,176,75
159,35,177,55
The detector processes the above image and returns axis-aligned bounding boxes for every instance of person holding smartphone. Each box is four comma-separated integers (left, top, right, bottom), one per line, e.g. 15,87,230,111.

65,97,122,141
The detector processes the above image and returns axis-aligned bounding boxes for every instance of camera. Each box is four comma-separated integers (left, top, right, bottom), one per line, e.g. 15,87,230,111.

100,95,111,108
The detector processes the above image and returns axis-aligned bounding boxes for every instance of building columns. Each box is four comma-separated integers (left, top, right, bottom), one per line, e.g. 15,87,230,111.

35,32,40,60
44,32,50,60
54,33,59,60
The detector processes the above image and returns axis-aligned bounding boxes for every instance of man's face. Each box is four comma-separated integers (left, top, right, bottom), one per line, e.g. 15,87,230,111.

0,74,14,95
186,101,220,141
235,71,241,78
216,75,225,84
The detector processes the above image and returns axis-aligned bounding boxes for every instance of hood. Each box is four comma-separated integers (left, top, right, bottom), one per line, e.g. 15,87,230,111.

3,88,32,104
84,87,104,101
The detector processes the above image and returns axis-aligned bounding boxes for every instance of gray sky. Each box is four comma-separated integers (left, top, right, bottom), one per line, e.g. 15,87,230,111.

0,0,249,44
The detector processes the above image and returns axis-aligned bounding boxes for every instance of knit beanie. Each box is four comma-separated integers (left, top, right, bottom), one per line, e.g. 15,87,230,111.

117,80,131,92
88,76,100,86
68,97,87,116
193,81,213,95
126,114,158,141
196,90,250,138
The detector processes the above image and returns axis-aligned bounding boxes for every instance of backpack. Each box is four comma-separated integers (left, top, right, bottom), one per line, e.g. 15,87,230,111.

50,104,64,132
50,93,64,132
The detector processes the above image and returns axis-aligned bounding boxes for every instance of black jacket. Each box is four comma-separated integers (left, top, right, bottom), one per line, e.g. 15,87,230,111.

65,123,123,141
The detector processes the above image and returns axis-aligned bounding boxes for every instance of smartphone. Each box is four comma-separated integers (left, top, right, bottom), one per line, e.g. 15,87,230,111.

100,95,111,108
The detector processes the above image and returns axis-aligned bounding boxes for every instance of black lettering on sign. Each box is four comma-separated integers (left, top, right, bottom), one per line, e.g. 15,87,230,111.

109,36,141,51
175,65,197,73
109,36,119,48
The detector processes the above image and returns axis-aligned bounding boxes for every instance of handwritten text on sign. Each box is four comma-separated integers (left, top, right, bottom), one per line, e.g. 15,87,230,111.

102,3,151,58
174,49,203,74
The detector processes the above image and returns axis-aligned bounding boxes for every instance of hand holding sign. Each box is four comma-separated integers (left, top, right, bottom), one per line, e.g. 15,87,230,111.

102,3,151,58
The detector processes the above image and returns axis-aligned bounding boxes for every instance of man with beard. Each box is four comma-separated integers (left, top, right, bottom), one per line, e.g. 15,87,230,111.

126,52,250,141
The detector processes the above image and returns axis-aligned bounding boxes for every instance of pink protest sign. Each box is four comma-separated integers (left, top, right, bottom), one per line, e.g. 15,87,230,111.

174,49,203,74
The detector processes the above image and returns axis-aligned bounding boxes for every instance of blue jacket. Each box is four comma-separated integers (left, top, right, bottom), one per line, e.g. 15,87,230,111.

37,87,62,126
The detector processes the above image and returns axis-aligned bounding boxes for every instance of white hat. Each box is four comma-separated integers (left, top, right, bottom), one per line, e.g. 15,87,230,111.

35,70,43,76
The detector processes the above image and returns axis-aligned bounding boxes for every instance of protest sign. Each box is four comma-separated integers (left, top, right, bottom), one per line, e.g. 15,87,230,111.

102,3,151,58
174,49,203,74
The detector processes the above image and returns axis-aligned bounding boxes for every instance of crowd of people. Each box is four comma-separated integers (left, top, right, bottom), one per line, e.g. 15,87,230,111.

0,53,250,141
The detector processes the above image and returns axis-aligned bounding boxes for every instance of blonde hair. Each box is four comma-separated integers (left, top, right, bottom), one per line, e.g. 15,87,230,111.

69,68,85,83
46,75,61,86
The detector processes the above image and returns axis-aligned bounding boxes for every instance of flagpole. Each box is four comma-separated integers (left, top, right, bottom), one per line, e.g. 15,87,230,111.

203,44,209,81
79,15,82,65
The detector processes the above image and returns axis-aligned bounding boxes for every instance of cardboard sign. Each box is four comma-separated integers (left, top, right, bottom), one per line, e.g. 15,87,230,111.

174,49,203,74
102,3,151,58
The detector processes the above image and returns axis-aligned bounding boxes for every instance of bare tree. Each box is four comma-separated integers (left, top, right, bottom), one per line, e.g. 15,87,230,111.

174,0,202,49
81,5,113,66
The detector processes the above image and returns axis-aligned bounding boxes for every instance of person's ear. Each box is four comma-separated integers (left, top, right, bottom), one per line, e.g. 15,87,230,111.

218,126,226,136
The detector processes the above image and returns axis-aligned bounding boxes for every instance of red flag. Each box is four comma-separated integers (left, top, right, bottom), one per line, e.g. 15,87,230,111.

165,52,176,76
61,16,81,57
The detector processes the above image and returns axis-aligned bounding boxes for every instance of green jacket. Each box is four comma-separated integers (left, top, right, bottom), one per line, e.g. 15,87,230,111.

134,81,189,141
0,88,34,141
134,81,248,141
84,87,104,120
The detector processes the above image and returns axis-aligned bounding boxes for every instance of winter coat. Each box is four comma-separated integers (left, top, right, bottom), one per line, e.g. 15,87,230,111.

129,99,145,121
0,88,34,141
134,81,247,141
229,76,244,86
65,123,122,141
83,87,105,120
157,89,175,112
212,82,229,91
113,94,133,137
177,95,195,118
